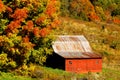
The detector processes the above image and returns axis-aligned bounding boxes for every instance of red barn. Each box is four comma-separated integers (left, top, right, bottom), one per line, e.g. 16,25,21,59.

51,35,102,73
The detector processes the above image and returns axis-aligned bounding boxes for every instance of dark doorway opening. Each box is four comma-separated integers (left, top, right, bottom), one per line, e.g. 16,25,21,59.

45,52,65,70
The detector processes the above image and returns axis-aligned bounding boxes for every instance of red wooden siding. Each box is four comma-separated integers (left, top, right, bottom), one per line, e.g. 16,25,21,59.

65,59,102,73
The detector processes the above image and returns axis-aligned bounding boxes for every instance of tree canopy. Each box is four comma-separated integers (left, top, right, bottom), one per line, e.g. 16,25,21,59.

0,0,60,71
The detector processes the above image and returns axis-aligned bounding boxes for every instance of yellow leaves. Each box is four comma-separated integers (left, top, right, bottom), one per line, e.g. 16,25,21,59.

22,64,28,70
28,63,35,72
0,36,4,42
0,0,60,70
8,60,17,68
9,48,21,55
0,53,8,66
21,36,35,53
9,48,15,54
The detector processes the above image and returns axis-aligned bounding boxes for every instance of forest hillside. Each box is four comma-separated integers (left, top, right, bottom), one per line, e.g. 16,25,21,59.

0,0,120,80
61,0,120,24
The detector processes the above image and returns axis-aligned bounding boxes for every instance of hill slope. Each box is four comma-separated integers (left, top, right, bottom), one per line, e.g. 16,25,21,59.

55,17,120,68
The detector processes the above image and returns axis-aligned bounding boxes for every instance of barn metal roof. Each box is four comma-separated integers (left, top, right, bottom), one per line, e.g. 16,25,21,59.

52,35,101,58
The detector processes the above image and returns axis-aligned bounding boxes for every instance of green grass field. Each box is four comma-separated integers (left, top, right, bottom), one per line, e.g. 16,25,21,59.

0,66,120,80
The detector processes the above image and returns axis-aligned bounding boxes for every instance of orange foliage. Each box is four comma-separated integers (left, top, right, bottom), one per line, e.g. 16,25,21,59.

40,28,49,37
23,36,29,43
33,27,40,37
22,37,35,50
45,0,56,16
35,16,46,25
50,22,56,28
6,20,21,33
49,19,61,28
54,19,61,25
6,7,13,13
27,20,34,30
0,0,5,12
89,12,100,21
6,7,29,34
23,20,34,31
11,8,28,20
0,36,4,42
113,17,120,24
8,21,21,29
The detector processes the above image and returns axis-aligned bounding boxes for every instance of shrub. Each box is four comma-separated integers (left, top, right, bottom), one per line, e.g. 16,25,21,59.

95,6,106,21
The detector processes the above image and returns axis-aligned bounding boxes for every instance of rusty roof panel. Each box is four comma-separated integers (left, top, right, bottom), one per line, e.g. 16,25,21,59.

53,35,92,53
52,35,101,58
57,52,101,58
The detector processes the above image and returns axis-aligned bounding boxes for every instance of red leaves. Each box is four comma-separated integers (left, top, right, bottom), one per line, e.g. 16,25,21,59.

113,17,120,24
0,0,60,69
11,8,28,20
23,20,34,31
33,27,40,37
22,36,35,49
8,21,20,29
35,16,46,25
45,6,56,17
6,7,13,13
50,19,61,28
0,0,5,12
27,21,34,30
45,0,57,16
23,36,29,43
33,27,50,37
40,28,49,37
6,8,29,34
89,12,100,21
6,20,21,33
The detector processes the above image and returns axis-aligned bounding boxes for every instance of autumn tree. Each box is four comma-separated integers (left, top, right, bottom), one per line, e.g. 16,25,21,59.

0,0,60,71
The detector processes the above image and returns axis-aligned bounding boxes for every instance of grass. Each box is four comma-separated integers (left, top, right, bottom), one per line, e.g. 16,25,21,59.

0,66,120,80
102,68,120,80
0,72,36,80
33,66,85,80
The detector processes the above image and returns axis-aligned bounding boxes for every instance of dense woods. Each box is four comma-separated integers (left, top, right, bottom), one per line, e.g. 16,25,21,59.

60,0,120,24
0,0,60,71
